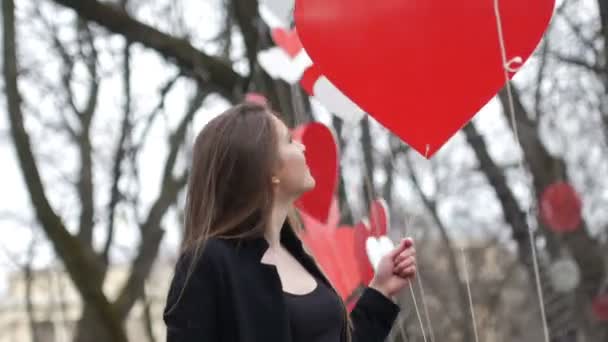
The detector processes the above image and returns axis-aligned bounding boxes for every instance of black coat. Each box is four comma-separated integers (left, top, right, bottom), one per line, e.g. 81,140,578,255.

163,224,400,342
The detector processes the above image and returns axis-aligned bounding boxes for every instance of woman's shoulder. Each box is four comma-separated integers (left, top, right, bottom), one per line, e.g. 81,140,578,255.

175,237,234,269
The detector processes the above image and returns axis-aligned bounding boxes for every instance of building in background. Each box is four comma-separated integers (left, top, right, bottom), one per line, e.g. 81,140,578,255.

0,259,174,342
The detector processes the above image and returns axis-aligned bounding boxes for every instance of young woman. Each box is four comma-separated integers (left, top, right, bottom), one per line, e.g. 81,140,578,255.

163,102,417,342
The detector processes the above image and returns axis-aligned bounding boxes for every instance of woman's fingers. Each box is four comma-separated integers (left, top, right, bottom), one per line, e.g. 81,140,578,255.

399,265,416,278
394,256,415,272
394,247,416,264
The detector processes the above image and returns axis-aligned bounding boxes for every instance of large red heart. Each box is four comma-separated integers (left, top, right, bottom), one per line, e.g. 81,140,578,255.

295,0,555,157
292,122,339,223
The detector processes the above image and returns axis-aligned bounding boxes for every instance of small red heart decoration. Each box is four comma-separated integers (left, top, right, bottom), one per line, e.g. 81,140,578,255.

295,0,555,157
540,181,583,233
354,198,391,285
292,122,339,223
592,294,608,321
271,28,303,58
300,64,322,95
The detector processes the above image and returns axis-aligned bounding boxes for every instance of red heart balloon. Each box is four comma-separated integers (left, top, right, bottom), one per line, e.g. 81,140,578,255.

292,122,339,223
271,28,303,58
295,0,555,157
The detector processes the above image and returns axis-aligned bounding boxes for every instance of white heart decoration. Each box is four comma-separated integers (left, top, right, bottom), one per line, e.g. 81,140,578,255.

258,0,294,28
313,76,366,124
549,258,580,293
365,236,395,270
257,47,312,84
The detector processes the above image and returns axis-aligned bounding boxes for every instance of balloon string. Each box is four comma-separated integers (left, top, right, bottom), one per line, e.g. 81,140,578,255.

386,145,433,342
460,246,480,342
415,270,436,342
409,282,428,342
493,1,550,341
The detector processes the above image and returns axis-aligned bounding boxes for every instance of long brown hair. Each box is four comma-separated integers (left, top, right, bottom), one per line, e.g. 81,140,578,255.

176,102,352,342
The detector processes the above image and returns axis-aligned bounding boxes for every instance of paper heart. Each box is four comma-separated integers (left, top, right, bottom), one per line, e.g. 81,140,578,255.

548,258,580,293
257,47,312,84
368,198,389,237
298,198,362,301
292,122,339,223
354,198,391,284
592,294,608,321
365,236,395,270
271,28,303,58
540,182,583,233
295,0,555,157
300,64,322,94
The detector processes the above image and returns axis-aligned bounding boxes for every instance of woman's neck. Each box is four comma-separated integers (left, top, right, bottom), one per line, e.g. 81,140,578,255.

265,200,290,249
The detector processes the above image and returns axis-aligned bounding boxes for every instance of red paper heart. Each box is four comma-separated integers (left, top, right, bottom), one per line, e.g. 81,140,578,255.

540,182,582,233
299,199,361,300
271,28,303,58
354,222,375,285
300,64,322,95
295,0,555,157
592,294,608,321
354,198,390,285
292,122,339,223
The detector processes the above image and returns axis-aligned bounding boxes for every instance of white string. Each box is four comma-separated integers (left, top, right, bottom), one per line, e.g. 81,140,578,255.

409,282,428,342
493,1,550,342
415,271,436,342
460,246,480,342
387,143,434,342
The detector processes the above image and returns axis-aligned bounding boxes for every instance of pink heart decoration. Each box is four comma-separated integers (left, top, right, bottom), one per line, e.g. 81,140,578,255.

271,28,303,58
295,0,555,157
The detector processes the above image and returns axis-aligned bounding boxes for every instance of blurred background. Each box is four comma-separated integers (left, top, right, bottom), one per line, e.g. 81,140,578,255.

1,0,607,341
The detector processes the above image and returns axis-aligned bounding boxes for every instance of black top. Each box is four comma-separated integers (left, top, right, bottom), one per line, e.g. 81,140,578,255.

163,222,401,342
283,276,343,342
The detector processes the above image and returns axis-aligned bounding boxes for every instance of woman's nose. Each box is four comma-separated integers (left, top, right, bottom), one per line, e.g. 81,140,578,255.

299,141,306,152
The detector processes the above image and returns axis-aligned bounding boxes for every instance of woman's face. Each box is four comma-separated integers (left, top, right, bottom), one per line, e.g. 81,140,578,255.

271,114,316,199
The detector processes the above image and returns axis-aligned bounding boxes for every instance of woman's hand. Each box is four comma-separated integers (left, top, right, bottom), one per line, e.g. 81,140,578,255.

369,238,416,300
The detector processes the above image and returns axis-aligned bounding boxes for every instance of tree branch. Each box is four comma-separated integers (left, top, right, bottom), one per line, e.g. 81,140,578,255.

76,21,99,247
497,84,606,299
401,148,474,342
51,0,244,100
114,88,207,319
2,1,127,341
104,38,133,262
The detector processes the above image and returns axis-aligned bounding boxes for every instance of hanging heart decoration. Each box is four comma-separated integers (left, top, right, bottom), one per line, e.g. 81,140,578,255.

298,198,362,301
540,181,583,233
292,122,339,223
